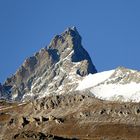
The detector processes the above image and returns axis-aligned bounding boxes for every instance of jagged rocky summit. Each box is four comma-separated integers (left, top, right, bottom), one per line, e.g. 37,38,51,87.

1,27,97,101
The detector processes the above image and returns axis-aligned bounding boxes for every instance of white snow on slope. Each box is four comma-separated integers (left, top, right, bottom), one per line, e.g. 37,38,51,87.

91,83,140,102
76,70,115,90
76,69,140,102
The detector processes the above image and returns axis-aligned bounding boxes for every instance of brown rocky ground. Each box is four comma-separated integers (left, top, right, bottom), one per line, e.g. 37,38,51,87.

1,92,140,140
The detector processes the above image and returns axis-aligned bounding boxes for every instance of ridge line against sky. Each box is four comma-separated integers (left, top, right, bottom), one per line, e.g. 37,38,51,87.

0,0,140,82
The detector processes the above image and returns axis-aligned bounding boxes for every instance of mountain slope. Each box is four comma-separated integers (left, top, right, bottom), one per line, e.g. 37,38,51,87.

2,27,97,101
77,67,140,102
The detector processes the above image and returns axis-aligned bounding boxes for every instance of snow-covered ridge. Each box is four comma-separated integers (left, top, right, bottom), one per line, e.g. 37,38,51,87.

76,68,140,102
91,82,140,102
76,70,115,90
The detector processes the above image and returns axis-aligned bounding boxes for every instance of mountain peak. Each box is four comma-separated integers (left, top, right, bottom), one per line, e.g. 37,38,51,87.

64,26,78,33
48,26,81,51
2,27,97,101
47,27,96,73
63,26,80,38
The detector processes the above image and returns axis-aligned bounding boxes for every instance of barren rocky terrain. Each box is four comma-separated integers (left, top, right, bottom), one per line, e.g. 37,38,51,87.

0,92,140,139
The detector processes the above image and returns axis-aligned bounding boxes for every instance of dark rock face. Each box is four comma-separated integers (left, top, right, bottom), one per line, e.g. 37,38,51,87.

0,83,11,100
1,27,97,101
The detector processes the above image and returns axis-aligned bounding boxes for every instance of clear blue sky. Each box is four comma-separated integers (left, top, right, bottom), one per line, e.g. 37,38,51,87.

0,0,140,83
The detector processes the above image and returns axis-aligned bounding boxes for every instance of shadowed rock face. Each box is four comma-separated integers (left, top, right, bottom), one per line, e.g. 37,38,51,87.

1,27,97,101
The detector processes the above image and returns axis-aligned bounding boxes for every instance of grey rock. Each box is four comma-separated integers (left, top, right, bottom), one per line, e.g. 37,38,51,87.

1,27,97,101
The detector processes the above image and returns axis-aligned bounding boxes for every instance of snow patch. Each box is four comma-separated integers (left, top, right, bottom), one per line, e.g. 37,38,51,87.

76,70,115,90
76,69,140,102
91,82,140,102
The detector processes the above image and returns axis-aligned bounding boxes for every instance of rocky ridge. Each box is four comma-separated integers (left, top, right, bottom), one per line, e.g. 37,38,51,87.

101,66,140,85
2,27,97,101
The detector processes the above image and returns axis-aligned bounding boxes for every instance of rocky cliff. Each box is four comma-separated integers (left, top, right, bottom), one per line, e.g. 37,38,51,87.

2,27,97,101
